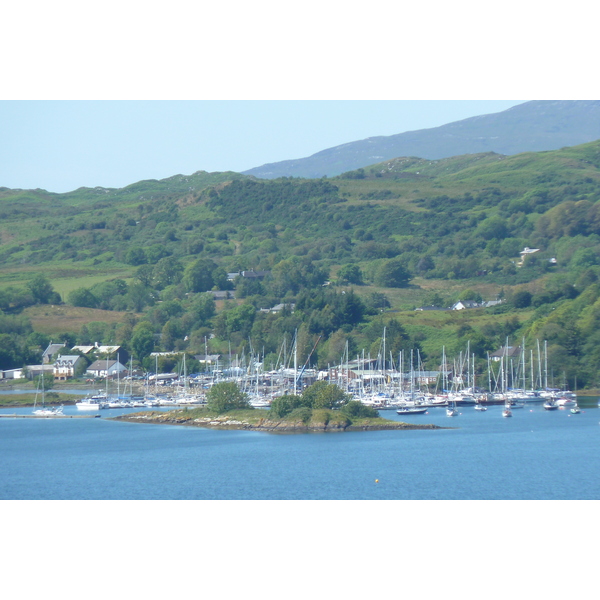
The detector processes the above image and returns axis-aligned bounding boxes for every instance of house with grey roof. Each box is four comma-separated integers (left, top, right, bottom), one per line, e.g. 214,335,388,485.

53,355,86,381
42,342,67,364
86,360,128,378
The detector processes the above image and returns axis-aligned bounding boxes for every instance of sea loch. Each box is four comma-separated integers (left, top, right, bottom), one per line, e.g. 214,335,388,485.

1,398,599,500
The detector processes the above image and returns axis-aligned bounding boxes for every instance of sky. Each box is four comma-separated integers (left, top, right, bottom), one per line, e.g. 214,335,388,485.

0,100,526,193
2,5,597,194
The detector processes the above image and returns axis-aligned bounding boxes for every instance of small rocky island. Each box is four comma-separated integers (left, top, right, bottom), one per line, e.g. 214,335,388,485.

111,383,445,433
111,407,443,432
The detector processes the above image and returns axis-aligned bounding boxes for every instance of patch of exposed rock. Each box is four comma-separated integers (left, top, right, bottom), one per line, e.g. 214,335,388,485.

111,412,443,432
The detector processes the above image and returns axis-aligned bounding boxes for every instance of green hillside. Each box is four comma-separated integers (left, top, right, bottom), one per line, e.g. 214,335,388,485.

2,142,600,389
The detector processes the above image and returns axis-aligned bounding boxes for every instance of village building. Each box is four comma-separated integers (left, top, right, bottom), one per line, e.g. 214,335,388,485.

194,354,221,365
518,247,540,267
42,342,68,364
452,300,480,310
210,290,235,300
53,355,86,381
85,359,128,379
0,367,25,380
490,345,522,362
227,270,270,281
24,364,55,379
259,303,295,314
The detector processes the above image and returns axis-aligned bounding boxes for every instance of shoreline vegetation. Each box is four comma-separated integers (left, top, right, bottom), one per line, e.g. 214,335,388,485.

110,407,445,432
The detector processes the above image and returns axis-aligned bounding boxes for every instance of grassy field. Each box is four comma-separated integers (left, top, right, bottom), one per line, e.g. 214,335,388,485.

23,305,135,333
0,393,83,407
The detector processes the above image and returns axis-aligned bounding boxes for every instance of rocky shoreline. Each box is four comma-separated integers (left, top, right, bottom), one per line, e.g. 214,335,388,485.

111,411,445,432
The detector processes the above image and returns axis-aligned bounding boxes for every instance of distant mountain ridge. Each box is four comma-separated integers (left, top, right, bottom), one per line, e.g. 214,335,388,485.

242,100,600,179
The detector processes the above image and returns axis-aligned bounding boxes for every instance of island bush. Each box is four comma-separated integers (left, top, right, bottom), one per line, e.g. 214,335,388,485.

206,382,251,413
340,400,379,419
286,406,313,424
268,394,302,418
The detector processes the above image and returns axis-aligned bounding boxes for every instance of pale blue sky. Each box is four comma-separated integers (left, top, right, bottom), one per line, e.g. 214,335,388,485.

0,100,525,193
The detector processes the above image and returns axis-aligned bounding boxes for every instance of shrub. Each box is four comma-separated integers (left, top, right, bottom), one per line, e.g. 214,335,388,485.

341,400,379,419
206,382,251,413
286,406,313,424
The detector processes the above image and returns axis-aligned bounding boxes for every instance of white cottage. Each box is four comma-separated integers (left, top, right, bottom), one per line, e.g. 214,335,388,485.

86,359,128,378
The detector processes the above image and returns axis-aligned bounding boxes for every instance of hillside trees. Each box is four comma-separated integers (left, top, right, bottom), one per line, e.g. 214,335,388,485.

152,257,184,290
268,257,329,296
374,258,412,288
67,287,99,308
182,258,229,293
131,321,155,362
337,264,364,285
27,274,61,305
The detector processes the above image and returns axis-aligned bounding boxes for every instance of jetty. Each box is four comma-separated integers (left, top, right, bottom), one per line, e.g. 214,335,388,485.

0,414,100,419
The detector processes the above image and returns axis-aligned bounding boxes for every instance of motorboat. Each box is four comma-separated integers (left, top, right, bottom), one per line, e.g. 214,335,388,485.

76,394,108,410
543,399,559,410
396,407,428,415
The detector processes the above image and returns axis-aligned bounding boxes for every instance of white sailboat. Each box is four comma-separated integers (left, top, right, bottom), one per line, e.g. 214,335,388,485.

32,372,63,416
446,400,458,417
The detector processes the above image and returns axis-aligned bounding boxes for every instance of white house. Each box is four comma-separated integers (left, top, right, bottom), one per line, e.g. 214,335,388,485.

0,368,24,379
452,300,480,310
518,247,540,267
53,355,86,381
86,360,128,378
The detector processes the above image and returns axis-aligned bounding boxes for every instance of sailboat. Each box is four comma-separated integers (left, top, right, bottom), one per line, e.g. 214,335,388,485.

32,372,63,416
502,400,512,418
446,400,458,417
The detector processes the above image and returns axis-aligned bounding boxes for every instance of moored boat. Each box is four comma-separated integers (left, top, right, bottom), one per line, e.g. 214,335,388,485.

543,398,559,410
76,394,108,410
396,407,428,415
446,401,458,417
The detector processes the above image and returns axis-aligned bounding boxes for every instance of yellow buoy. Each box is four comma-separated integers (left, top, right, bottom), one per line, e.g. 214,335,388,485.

375,479,379,483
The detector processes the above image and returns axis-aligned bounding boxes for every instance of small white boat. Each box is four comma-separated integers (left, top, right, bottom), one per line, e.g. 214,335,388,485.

76,394,107,410
446,401,458,417
33,405,64,416
474,404,487,412
32,373,64,416
556,397,576,406
502,403,512,418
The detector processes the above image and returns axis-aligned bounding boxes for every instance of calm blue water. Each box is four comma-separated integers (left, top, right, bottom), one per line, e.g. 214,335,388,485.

1,400,599,500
